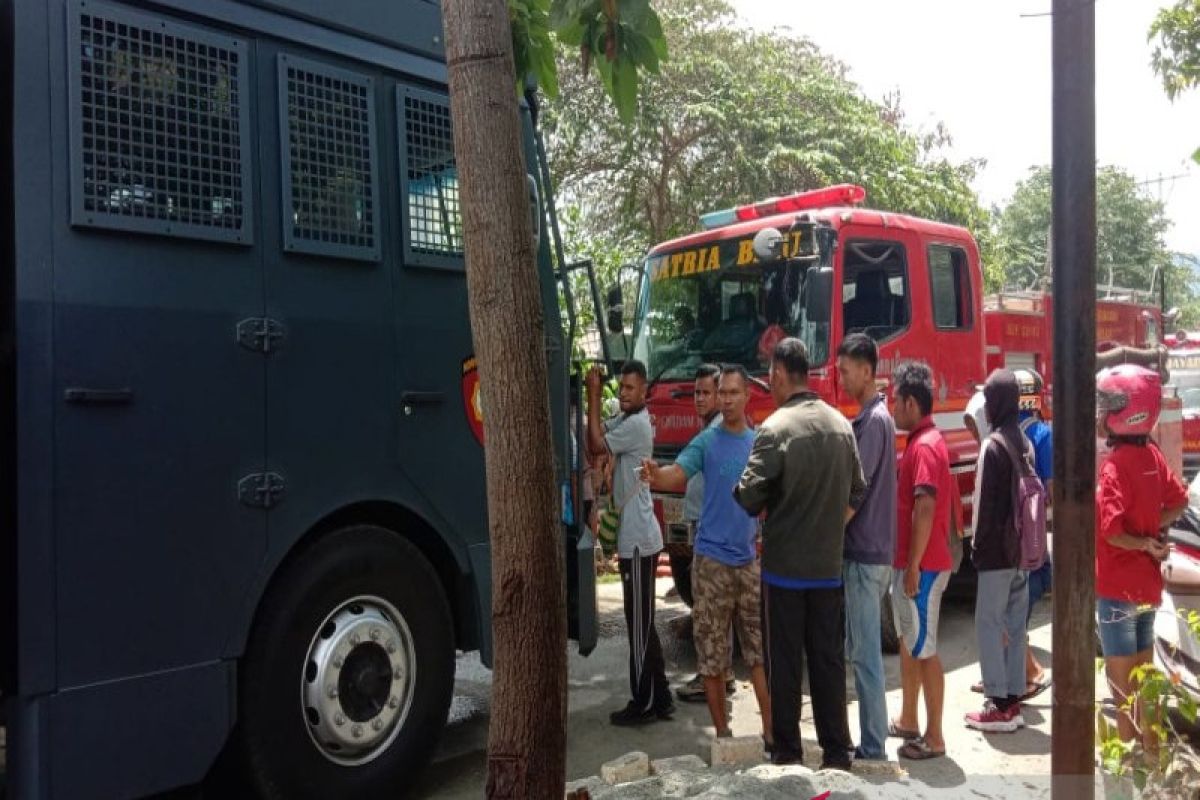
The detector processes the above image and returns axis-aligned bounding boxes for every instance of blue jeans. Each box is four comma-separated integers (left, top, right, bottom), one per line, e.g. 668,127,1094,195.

1097,598,1156,657
843,560,891,760
1027,558,1052,623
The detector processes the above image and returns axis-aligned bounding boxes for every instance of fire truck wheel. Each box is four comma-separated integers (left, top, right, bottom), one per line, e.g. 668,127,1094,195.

881,592,900,654
669,552,694,608
239,525,455,800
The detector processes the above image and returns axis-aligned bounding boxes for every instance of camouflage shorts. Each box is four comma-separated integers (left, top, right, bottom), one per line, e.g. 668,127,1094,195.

692,554,764,677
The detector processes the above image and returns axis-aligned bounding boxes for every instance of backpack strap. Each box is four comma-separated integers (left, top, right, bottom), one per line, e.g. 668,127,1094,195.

988,431,1034,477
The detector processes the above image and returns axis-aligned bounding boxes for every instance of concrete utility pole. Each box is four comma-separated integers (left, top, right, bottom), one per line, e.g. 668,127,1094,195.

1050,0,1096,796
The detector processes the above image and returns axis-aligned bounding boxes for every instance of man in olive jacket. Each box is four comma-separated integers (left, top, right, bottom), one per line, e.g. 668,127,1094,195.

735,338,866,770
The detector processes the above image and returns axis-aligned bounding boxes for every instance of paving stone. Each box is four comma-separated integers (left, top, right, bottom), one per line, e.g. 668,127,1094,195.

658,768,718,798
650,754,708,775
849,758,906,778
709,734,765,768
601,751,650,785
564,775,604,798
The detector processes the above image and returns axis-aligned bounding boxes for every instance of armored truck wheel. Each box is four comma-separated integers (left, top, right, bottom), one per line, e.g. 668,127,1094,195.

240,526,454,799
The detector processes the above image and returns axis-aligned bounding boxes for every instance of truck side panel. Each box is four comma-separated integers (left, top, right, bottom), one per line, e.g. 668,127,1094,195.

11,0,58,703
1,0,18,698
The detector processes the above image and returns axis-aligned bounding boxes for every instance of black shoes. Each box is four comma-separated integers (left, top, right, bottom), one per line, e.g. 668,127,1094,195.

820,750,854,772
609,702,675,726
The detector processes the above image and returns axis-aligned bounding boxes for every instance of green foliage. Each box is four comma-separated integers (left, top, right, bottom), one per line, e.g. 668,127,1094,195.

543,0,993,298
1149,0,1200,102
510,0,668,122
992,165,1190,308
1096,608,1200,793
510,0,559,98
1149,0,1200,164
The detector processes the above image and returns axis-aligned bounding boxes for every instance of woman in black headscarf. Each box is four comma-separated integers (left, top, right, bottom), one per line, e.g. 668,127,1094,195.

964,370,1033,735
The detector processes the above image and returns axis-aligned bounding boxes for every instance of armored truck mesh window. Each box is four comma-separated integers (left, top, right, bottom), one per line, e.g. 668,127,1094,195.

279,55,380,261
398,86,463,268
69,1,253,243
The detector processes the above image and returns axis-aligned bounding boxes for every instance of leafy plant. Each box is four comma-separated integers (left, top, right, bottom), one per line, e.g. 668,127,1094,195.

510,0,668,122
544,0,995,297
1148,0,1200,164
992,165,1192,313
1096,608,1200,796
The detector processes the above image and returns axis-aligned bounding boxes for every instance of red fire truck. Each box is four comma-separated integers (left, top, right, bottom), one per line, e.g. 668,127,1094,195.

1167,349,1200,479
631,184,1181,608
630,185,984,601
983,291,1162,378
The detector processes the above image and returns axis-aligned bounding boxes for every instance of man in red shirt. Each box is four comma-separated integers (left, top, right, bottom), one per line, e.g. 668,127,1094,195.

888,362,953,760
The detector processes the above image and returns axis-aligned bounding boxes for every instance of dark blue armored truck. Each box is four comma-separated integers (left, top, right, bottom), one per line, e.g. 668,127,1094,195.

0,1,596,796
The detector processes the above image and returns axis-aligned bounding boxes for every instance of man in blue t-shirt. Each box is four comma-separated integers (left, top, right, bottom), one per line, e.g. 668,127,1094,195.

643,365,772,743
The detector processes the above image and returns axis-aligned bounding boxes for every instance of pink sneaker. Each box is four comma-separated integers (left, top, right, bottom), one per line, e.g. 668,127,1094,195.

965,701,1022,733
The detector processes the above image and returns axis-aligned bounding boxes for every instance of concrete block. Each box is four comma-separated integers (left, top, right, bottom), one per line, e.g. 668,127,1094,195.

650,754,708,775
601,751,650,785
564,775,604,798
709,734,766,768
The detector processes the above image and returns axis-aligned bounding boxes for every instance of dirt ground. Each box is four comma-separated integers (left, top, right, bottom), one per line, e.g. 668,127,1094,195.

412,576,1088,799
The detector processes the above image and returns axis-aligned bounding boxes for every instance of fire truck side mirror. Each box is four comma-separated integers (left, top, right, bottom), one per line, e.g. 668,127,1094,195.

805,266,833,324
605,285,624,334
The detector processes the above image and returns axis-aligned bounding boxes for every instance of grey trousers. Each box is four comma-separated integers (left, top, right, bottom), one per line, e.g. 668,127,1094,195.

975,568,1030,700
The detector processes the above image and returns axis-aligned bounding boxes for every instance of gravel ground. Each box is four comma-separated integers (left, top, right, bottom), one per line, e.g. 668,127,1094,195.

413,576,1082,799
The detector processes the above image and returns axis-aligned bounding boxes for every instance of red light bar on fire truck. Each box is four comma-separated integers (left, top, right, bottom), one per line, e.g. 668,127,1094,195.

698,184,867,230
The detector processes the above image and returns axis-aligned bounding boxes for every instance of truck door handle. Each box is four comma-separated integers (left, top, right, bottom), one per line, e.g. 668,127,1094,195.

64,387,134,405
400,391,445,408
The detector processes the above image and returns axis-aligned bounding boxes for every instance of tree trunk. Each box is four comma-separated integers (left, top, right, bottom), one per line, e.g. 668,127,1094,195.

441,2,568,798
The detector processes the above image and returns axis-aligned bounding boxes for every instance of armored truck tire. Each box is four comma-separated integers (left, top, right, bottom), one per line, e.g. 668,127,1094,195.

239,525,455,799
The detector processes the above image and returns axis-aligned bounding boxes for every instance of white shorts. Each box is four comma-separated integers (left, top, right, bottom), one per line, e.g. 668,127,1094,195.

891,569,950,660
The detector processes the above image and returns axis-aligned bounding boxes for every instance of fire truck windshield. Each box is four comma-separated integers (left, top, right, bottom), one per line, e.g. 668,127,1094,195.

632,236,831,384
1175,370,1200,411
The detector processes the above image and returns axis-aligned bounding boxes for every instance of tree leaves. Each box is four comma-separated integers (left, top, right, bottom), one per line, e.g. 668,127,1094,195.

510,0,668,122
994,164,1178,295
510,0,558,97
543,0,992,292
1148,0,1199,164
1149,0,1200,102
993,165,1200,323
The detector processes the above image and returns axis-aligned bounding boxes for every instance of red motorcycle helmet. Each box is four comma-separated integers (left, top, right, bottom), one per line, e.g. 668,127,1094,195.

1096,364,1162,437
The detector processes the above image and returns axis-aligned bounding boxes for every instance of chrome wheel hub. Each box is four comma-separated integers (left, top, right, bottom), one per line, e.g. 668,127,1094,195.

301,596,416,765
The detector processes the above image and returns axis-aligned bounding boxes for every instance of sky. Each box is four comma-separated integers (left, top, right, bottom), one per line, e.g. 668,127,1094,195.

730,0,1200,256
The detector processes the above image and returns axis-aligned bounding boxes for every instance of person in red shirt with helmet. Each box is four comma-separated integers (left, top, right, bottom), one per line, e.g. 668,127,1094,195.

1095,364,1188,755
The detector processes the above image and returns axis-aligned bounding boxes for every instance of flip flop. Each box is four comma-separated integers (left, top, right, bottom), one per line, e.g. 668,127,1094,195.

888,720,920,740
970,680,984,693
1021,675,1052,701
898,737,946,760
